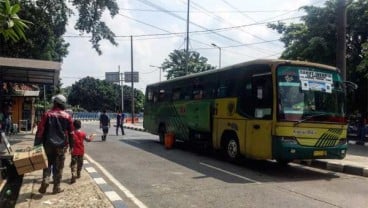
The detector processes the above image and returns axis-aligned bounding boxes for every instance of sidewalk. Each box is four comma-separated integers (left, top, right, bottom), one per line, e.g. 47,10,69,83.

299,141,368,177
4,132,113,208
3,123,368,207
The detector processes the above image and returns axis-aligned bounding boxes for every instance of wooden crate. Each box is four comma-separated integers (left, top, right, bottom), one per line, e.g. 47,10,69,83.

13,146,48,175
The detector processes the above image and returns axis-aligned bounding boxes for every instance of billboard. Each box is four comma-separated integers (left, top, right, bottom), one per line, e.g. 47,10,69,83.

124,72,139,82
105,72,120,83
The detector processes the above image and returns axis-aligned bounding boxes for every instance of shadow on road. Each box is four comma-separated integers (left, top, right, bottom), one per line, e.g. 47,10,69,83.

120,138,340,184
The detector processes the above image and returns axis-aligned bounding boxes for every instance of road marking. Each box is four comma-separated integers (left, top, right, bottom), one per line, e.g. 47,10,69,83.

105,191,122,201
85,154,148,208
200,162,262,184
94,177,107,184
85,167,97,173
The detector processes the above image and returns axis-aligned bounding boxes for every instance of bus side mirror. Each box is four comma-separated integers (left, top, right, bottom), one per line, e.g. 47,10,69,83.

343,81,358,90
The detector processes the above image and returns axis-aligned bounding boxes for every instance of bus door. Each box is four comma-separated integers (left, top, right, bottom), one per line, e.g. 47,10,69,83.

245,73,273,159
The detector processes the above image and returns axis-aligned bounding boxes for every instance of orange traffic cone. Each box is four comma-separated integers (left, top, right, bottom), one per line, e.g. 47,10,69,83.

164,132,175,149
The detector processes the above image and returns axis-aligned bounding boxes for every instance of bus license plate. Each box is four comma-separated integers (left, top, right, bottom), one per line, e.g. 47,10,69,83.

313,150,327,156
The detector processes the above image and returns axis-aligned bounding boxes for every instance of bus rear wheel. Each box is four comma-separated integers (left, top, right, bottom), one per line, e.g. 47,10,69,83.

224,138,240,161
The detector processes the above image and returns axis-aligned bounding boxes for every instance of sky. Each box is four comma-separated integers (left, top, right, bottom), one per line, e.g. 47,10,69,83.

61,0,328,92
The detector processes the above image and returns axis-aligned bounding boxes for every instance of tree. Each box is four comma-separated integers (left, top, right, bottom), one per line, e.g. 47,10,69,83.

268,0,368,113
0,0,118,61
161,49,215,80
0,0,30,41
267,1,337,65
67,77,144,112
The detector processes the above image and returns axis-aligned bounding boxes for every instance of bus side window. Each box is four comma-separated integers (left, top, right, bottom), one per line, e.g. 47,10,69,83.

217,86,227,98
172,88,181,101
252,75,272,119
159,89,166,102
193,85,203,100
153,94,158,103
238,81,253,117
147,90,153,102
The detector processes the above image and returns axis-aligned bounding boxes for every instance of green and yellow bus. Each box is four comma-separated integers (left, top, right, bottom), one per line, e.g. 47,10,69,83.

143,59,348,164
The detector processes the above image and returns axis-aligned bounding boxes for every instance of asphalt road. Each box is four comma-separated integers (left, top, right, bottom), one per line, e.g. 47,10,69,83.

82,122,368,208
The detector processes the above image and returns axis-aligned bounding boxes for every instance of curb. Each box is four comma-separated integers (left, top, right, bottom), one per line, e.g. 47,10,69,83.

123,126,145,132
348,140,368,146
295,159,368,177
83,159,127,208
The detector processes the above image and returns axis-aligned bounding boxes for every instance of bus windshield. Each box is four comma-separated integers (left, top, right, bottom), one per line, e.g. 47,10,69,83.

277,65,345,123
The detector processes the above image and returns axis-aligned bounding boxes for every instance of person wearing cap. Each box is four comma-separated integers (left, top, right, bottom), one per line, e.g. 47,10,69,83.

34,94,74,194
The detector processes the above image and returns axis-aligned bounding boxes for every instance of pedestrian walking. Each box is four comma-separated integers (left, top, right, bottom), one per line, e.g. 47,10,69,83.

34,94,74,194
70,119,95,184
357,112,367,145
99,110,110,141
116,110,125,136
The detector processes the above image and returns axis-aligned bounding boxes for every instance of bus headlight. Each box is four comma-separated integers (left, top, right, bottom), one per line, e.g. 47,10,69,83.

278,136,298,144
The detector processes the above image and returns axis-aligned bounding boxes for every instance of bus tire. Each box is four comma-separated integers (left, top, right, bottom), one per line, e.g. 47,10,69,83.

276,159,291,166
223,137,240,162
158,124,166,144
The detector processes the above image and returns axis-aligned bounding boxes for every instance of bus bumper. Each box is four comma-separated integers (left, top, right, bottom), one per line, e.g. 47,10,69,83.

272,139,347,161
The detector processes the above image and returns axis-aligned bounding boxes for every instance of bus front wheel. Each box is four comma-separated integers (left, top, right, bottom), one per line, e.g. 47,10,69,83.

224,138,240,161
276,159,291,166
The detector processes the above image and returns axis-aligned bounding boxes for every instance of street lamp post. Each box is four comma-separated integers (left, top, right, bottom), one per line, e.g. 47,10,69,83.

211,43,222,69
149,65,162,82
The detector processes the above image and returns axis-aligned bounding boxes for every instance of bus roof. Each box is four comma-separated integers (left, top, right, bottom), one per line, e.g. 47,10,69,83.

147,59,339,88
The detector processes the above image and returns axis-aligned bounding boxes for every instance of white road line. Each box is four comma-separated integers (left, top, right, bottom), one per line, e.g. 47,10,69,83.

85,167,97,173
85,154,148,208
105,191,122,201
200,162,262,184
94,177,107,184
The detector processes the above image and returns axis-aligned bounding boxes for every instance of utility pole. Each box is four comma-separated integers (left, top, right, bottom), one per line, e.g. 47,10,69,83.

131,35,135,124
119,65,124,112
336,0,347,81
185,0,190,75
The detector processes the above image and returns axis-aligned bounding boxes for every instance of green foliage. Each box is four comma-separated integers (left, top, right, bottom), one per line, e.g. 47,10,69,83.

161,49,215,80
0,0,31,41
357,42,368,79
268,1,337,65
268,0,368,113
71,0,119,55
0,0,119,60
67,77,144,113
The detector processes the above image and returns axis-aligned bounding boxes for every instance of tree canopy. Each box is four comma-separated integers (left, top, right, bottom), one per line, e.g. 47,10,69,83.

67,77,144,113
0,0,119,61
268,0,368,113
0,0,30,42
161,49,215,80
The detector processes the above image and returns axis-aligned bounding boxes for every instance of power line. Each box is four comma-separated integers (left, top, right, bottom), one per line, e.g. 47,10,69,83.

118,13,174,34
136,0,242,44
64,15,303,38
119,8,297,14
186,0,281,54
